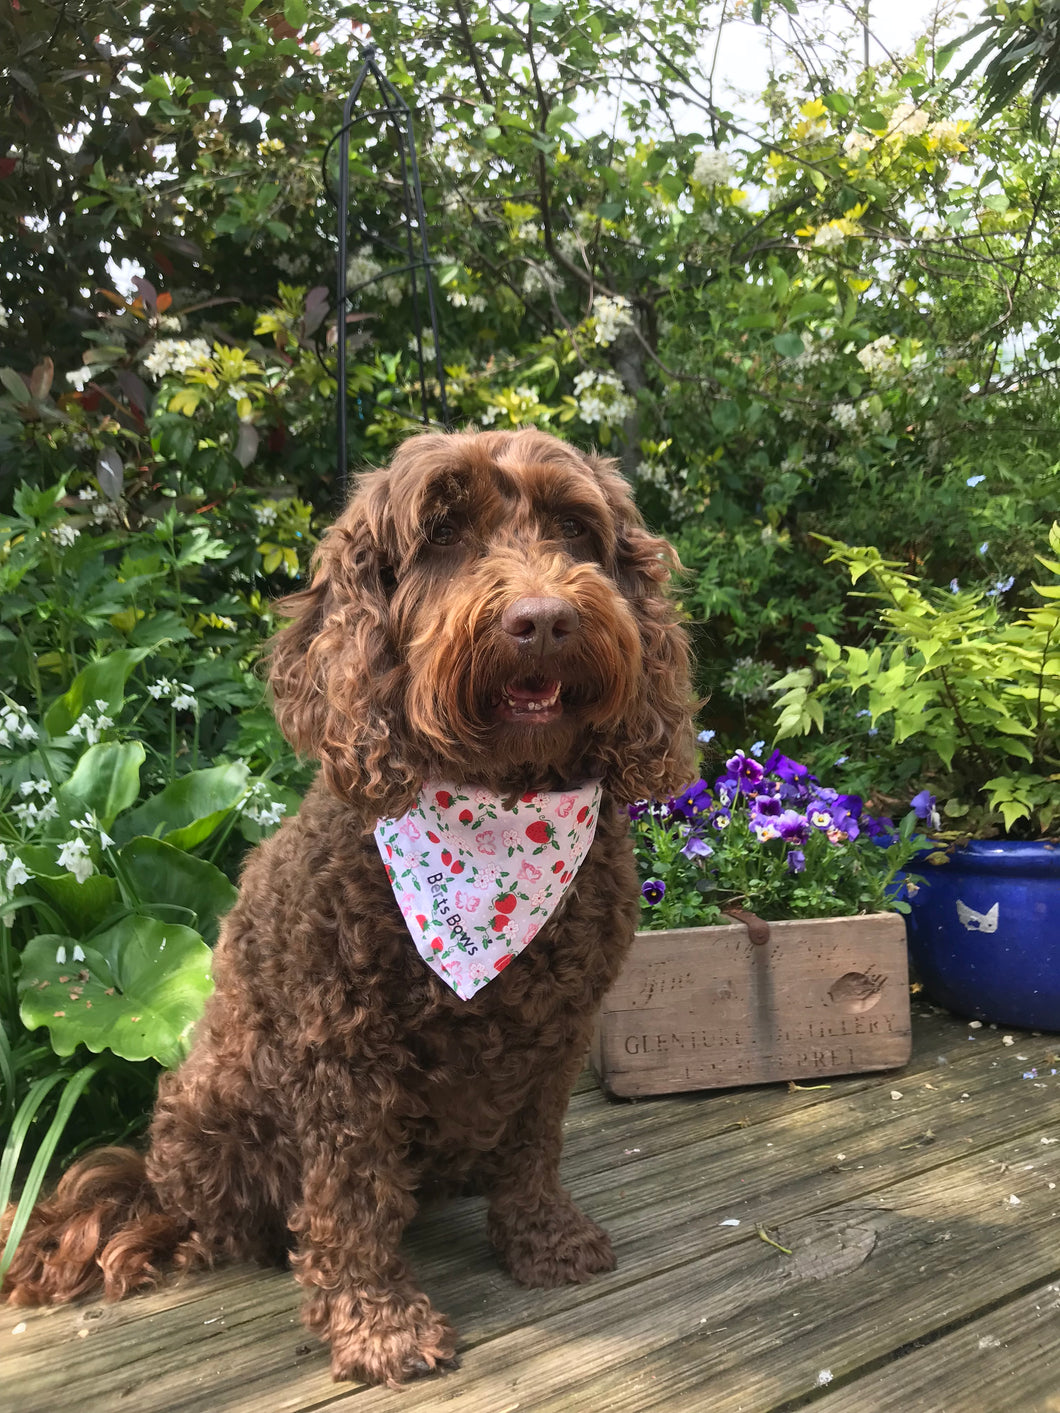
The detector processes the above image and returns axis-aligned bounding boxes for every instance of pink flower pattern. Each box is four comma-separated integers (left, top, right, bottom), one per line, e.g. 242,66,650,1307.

374,779,601,999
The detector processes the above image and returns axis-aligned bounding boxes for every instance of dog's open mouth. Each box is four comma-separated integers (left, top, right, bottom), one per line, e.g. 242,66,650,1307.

495,675,563,725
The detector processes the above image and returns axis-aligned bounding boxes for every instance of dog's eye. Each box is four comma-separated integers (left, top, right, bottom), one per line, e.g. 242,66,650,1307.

428,521,459,546
559,517,585,540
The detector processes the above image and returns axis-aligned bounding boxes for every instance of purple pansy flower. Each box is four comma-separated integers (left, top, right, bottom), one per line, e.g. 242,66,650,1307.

710,806,732,830
777,809,810,844
680,834,714,860
725,750,765,789
762,749,809,785
786,848,806,874
641,879,666,905
670,779,712,819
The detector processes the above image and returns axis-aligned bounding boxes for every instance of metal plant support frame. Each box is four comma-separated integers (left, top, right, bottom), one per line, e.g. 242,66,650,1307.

330,44,451,496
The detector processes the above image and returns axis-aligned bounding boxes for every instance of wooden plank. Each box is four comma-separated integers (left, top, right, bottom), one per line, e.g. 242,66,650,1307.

812,1278,1060,1413
333,1129,1060,1413
3,1014,1056,1413
592,914,910,1096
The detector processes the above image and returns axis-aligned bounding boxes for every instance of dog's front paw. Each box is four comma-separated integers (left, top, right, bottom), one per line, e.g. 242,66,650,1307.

321,1291,458,1387
489,1198,616,1288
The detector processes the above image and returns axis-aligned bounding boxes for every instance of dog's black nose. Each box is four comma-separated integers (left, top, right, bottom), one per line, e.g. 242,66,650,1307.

501,596,580,655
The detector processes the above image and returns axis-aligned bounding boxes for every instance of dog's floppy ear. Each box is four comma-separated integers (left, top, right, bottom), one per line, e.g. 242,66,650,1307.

268,472,420,818
584,452,697,802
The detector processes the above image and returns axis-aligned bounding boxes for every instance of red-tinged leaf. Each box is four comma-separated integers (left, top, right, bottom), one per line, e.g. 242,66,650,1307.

156,291,173,313
0,158,16,179
116,369,149,416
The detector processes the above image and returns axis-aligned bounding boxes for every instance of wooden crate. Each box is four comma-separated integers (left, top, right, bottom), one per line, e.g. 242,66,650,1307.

591,912,911,1097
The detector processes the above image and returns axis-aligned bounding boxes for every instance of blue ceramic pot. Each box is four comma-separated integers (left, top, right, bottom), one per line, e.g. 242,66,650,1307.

904,839,1060,1030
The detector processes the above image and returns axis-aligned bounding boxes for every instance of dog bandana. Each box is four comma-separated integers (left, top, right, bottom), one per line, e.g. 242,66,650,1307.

375,780,602,1000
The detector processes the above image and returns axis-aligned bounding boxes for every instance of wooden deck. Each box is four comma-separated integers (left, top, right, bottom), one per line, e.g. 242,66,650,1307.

5,1002,1060,1413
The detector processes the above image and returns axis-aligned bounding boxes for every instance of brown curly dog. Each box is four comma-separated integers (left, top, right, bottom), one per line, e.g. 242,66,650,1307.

2,427,693,1387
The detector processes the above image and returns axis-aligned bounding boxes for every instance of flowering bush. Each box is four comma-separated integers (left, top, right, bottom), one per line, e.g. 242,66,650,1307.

631,748,928,931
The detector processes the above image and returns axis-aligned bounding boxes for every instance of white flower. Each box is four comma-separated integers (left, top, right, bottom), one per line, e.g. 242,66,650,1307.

215,615,236,630
591,294,634,347
57,836,94,884
0,303,9,329
147,677,177,700
253,504,278,527
480,405,501,426
346,247,383,297
78,486,100,503
0,702,38,749
55,944,67,965
516,221,538,243
158,314,183,333
171,687,198,713
831,402,858,430
692,149,732,185
467,293,487,313
407,334,436,363
19,778,51,797
447,290,468,308
67,709,111,745
141,338,212,381
890,104,928,138
812,223,847,251
73,944,86,962
522,262,560,296
5,857,30,889
843,131,876,157
856,335,899,375
572,370,635,426
51,523,80,548
65,367,94,391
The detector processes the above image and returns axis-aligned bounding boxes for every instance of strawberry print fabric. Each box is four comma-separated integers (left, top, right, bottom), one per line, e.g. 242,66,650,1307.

374,780,602,999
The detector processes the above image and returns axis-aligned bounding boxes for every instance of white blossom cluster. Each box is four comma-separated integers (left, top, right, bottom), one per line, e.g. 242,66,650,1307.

573,369,635,426
812,223,847,251
0,701,38,749
68,700,115,745
407,333,437,363
0,302,10,329
158,314,183,333
347,246,382,291
254,503,278,527
66,366,94,392
890,104,929,138
54,813,114,884
831,402,859,431
522,262,561,296
692,149,732,185
12,778,58,829
276,250,310,277
447,290,487,312
842,130,876,157
792,334,835,370
592,294,634,347
50,522,80,549
554,229,582,264
78,487,113,522
241,780,287,829
141,337,212,381
147,678,198,713
856,335,900,376
0,841,32,896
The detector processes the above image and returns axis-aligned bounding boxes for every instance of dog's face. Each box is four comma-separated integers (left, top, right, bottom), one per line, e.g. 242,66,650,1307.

270,429,693,817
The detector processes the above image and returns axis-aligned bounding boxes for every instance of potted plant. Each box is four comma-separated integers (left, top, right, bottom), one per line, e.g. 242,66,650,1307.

769,522,1060,1031
591,747,929,1096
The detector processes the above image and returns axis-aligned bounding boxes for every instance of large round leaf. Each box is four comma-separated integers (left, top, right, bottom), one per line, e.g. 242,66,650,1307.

113,762,250,849
19,918,214,1068
43,647,154,736
58,740,146,829
116,836,238,946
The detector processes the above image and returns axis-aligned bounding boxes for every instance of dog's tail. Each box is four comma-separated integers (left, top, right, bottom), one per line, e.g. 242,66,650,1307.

1,1147,194,1307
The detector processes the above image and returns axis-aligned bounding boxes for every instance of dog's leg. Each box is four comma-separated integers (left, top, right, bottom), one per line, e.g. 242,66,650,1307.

289,1137,457,1386
484,1053,616,1289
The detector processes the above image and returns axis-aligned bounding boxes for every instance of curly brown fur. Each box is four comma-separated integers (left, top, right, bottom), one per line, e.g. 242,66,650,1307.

2,428,693,1388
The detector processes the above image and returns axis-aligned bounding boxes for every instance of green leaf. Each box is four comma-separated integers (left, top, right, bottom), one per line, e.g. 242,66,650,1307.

772,332,804,359
283,0,307,28
0,368,31,405
18,920,214,1068
114,762,250,849
44,647,154,736
116,837,238,946
59,741,146,829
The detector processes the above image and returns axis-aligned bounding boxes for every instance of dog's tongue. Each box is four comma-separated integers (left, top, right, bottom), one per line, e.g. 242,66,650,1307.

506,676,560,705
